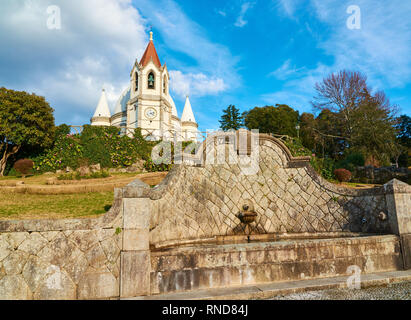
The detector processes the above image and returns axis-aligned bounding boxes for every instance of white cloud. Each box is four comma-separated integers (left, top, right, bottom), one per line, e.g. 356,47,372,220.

310,0,411,89
0,0,148,123
217,10,227,17
268,59,306,80
276,0,297,17
234,2,255,28
0,0,240,126
264,0,411,113
135,0,240,100
169,70,227,98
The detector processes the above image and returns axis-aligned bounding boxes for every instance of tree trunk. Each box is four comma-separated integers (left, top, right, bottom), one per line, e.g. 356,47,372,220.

0,144,19,176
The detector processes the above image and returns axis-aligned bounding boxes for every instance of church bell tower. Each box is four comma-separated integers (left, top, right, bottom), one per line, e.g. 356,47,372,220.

127,31,173,140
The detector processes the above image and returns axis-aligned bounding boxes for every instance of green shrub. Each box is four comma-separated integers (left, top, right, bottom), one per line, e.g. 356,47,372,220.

310,157,336,180
33,126,154,173
6,167,18,177
282,137,312,157
33,133,83,172
336,153,365,172
57,170,110,180
143,159,172,172
54,124,71,139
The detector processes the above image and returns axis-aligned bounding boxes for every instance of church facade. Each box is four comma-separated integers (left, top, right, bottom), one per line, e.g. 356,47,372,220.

90,32,199,141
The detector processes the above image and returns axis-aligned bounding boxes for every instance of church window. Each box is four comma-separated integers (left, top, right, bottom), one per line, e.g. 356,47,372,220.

148,72,155,89
163,78,167,94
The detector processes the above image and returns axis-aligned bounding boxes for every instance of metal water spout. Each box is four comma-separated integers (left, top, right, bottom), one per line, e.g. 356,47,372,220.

236,203,257,243
236,204,257,224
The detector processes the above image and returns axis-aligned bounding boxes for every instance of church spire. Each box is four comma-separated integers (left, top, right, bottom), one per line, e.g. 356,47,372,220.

91,88,111,127
181,95,196,123
92,88,111,118
140,31,161,68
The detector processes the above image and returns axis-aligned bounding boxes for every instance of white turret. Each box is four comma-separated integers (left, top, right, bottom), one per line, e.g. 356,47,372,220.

181,96,198,141
91,89,111,126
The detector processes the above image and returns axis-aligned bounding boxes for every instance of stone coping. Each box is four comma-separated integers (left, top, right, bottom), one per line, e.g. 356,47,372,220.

0,189,123,233
151,231,379,250
150,234,399,256
121,132,397,199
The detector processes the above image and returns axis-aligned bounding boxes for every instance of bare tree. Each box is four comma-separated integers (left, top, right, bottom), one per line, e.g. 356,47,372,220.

312,70,368,138
311,70,400,164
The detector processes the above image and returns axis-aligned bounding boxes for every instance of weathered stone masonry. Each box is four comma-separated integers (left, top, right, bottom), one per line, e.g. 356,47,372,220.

0,133,410,299
0,191,123,300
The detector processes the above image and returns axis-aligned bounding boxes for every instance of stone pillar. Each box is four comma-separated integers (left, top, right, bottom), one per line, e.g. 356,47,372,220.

385,179,411,269
120,198,151,298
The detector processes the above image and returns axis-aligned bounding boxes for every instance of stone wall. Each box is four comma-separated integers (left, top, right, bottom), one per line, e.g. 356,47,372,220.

116,133,410,297
128,135,394,248
0,190,123,300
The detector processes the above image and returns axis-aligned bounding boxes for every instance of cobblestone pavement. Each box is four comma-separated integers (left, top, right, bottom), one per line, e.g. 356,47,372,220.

271,282,411,300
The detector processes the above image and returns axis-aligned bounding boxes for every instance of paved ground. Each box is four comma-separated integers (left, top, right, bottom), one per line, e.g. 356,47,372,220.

271,281,411,300
129,270,411,300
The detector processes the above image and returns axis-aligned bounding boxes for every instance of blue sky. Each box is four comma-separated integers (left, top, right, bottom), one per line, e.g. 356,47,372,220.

0,0,410,132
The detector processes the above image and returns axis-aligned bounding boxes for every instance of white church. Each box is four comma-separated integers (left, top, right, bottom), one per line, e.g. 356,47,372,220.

90,32,199,142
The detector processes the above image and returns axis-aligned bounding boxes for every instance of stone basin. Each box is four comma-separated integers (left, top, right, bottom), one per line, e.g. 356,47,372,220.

149,234,403,295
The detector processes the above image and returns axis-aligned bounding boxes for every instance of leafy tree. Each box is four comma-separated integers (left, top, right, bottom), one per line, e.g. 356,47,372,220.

396,115,411,148
243,104,299,136
349,89,399,166
0,88,55,176
299,112,317,151
311,71,400,165
219,105,244,131
335,153,365,172
395,115,411,167
314,109,346,159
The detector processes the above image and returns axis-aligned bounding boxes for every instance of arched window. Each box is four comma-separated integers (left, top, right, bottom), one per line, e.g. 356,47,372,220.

163,77,167,94
134,72,138,92
148,72,155,89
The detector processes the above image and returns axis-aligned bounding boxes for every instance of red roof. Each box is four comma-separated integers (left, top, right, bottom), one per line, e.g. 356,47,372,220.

140,40,161,68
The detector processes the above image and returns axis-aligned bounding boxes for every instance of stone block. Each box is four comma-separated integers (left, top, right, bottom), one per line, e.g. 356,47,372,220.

33,267,76,300
123,229,149,251
3,251,28,275
401,234,411,270
0,275,32,300
123,198,151,230
77,272,119,300
120,251,150,298
385,179,411,235
0,239,11,262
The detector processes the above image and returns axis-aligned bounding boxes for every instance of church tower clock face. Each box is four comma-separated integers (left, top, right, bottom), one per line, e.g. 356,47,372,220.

145,108,157,119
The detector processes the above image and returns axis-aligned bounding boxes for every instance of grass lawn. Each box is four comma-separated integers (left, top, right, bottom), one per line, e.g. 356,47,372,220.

0,171,144,185
0,191,114,220
326,179,380,188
